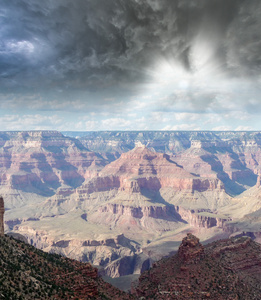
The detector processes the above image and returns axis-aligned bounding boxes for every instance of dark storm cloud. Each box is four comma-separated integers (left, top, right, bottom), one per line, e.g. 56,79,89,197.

0,0,259,92
226,0,261,76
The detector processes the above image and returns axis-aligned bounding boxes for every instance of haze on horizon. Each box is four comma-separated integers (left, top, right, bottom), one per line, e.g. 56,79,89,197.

1,0,261,131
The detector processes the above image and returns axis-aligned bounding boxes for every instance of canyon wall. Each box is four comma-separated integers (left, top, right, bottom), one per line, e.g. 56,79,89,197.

0,131,107,207
62,130,261,196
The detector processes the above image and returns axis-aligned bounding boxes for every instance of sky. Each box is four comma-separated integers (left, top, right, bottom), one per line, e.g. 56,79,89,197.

1,0,261,131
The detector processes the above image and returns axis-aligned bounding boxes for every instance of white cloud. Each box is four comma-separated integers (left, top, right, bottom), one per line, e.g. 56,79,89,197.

6,40,35,54
163,123,201,131
212,125,232,131
0,114,63,131
223,111,250,121
235,126,254,131
175,112,201,121
102,118,132,129
150,112,164,122
203,114,222,125
84,120,99,130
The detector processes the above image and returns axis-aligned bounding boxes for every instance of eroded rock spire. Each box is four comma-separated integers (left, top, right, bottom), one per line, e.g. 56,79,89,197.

0,197,4,236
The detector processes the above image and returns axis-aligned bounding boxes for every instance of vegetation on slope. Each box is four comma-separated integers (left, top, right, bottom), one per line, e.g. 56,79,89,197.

0,235,132,299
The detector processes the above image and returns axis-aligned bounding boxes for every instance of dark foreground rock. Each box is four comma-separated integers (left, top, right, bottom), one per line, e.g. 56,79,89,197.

133,233,261,299
0,235,133,299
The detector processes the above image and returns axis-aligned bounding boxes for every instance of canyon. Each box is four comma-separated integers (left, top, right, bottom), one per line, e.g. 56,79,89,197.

1,130,261,281
2,231,261,299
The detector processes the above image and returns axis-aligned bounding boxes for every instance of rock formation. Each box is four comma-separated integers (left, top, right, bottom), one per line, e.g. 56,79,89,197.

79,145,225,209
177,233,205,262
176,206,231,228
78,130,261,194
134,234,261,299
0,131,106,208
0,196,4,236
82,146,230,237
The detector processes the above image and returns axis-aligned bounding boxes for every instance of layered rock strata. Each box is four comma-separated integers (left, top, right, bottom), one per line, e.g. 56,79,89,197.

176,206,231,229
0,131,106,206
76,131,261,194
82,146,227,238
82,145,223,196
5,130,261,281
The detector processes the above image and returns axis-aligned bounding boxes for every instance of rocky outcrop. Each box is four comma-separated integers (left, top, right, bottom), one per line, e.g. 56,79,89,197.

176,206,231,229
256,175,261,187
178,233,205,262
35,145,232,267
134,234,261,299
77,175,120,194
98,203,178,220
71,146,227,242
0,196,4,235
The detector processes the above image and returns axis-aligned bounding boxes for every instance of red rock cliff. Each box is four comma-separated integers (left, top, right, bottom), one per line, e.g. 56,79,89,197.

84,145,223,194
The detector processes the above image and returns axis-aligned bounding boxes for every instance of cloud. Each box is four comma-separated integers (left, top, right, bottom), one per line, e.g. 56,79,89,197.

1,0,256,92
1,0,261,131
212,125,232,131
175,112,201,122
226,0,261,76
163,123,201,131
84,121,98,131
235,126,254,131
102,118,132,129
0,114,63,130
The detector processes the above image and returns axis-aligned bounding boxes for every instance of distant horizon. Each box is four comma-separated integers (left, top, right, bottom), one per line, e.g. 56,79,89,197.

2,129,261,133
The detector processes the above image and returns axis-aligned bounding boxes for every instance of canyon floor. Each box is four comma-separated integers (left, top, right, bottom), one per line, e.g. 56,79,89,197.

1,130,261,283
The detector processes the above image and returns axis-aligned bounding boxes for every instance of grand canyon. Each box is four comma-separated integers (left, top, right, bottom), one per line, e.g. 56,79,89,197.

2,1,261,298
1,130,261,287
